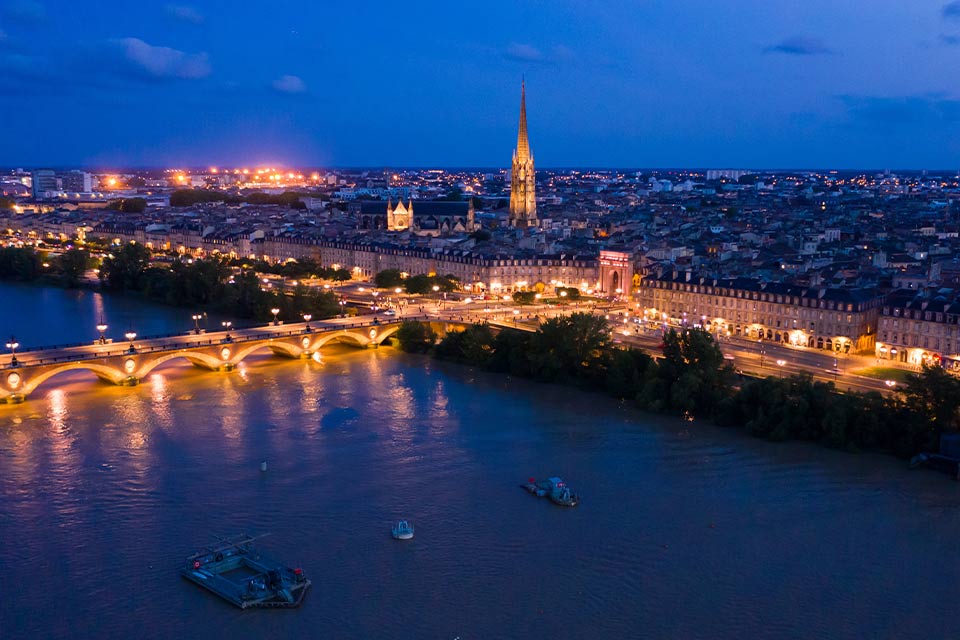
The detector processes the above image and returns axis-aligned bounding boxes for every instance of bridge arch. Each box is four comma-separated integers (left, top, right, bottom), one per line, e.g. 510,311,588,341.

229,340,304,365
313,330,373,349
18,362,127,398
133,351,225,378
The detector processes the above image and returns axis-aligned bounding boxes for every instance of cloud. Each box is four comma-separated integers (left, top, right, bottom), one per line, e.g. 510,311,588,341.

763,36,834,55
164,4,204,24
114,38,211,79
940,33,960,45
503,43,577,64
944,1,960,19
272,74,306,94
504,43,544,62
838,94,960,126
2,0,45,22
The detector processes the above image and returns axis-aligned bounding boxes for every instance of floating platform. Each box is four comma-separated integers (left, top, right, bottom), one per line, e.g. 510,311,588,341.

180,534,311,609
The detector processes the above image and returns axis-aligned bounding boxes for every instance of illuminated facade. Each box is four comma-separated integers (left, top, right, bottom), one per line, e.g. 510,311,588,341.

637,272,883,354
509,81,537,229
315,241,597,291
875,289,960,370
598,250,634,296
386,198,413,231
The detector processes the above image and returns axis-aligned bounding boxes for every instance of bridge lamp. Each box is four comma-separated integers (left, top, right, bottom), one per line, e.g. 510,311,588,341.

96,322,108,344
192,314,202,334
303,314,312,331
5,335,19,367
271,308,280,325
124,331,137,354
221,321,233,342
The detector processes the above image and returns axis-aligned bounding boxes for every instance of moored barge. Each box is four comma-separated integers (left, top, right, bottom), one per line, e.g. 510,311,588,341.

180,534,311,609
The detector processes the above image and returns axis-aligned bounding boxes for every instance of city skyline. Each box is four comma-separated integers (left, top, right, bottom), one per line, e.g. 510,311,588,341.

2,1,960,169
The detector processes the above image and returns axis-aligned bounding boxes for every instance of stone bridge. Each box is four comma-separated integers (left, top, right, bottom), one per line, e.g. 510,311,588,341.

1,318,470,404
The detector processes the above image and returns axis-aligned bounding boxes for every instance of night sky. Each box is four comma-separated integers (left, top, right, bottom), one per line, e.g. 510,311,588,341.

2,0,960,169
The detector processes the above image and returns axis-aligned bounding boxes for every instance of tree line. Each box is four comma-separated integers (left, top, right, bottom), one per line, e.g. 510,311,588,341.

169,189,319,209
395,315,960,459
374,269,460,294
0,245,93,288
98,243,340,322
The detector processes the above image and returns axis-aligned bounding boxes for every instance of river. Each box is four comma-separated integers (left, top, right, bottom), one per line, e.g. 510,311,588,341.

0,282,958,639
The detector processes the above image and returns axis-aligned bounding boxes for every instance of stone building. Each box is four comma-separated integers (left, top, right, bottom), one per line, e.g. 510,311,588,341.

637,272,883,354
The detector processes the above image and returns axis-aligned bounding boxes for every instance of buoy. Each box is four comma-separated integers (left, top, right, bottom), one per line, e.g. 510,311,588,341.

260,461,267,472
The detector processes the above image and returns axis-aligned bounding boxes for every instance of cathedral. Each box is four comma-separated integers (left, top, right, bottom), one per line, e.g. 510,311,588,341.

353,199,475,236
386,198,413,231
509,80,538,228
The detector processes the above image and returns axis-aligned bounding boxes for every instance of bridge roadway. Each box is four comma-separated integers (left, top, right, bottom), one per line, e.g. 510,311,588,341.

0,315,480,404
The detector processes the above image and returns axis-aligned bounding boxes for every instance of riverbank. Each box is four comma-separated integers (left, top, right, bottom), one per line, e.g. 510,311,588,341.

396,316,958,461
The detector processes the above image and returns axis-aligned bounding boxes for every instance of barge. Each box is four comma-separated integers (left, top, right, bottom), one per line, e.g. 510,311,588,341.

522,476,580,507
180,534,311,609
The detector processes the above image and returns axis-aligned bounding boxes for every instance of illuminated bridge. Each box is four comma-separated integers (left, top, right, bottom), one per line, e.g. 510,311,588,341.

0,317,477,404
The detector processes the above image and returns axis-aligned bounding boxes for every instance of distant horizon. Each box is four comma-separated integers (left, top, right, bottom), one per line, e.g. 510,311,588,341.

6,165,960,176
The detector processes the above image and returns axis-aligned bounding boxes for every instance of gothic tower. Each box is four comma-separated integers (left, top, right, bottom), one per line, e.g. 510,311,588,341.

509,80,537,228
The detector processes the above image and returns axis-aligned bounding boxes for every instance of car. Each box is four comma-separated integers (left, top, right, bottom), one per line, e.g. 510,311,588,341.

383,309,397,316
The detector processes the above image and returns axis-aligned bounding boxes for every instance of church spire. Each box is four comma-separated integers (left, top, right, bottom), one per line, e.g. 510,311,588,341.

509,78,537,229
516,79,530,159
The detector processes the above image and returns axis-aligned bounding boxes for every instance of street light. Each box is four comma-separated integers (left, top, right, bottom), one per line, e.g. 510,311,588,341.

5,335,19,367
338,298,346,317
125,331,137,354
885,379,897,389
776,359,786,378
96,322,108,345
192,313,202,335
221,321,233,342
271,307,280,326
303,313,312,331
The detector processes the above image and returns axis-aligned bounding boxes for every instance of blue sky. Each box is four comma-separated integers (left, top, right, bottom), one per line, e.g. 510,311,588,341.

2,0,960,169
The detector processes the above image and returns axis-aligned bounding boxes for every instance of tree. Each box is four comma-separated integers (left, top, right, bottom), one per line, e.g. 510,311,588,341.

56,248,91,288
404,274,432,294
395,321,437,353
329,268,352,282
469,229,491,242
0,196,15,210
106,197,147,213
657,327,731,417
513,291,536,305
528,313,611,385
375,269,404,289
434,323,496,366
902,365,960,436
100,242,151,291
0,246,42,281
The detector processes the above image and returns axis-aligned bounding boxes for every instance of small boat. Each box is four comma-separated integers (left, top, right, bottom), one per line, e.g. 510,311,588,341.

522,476,580,507
392,520,414,540
180,534,310,609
